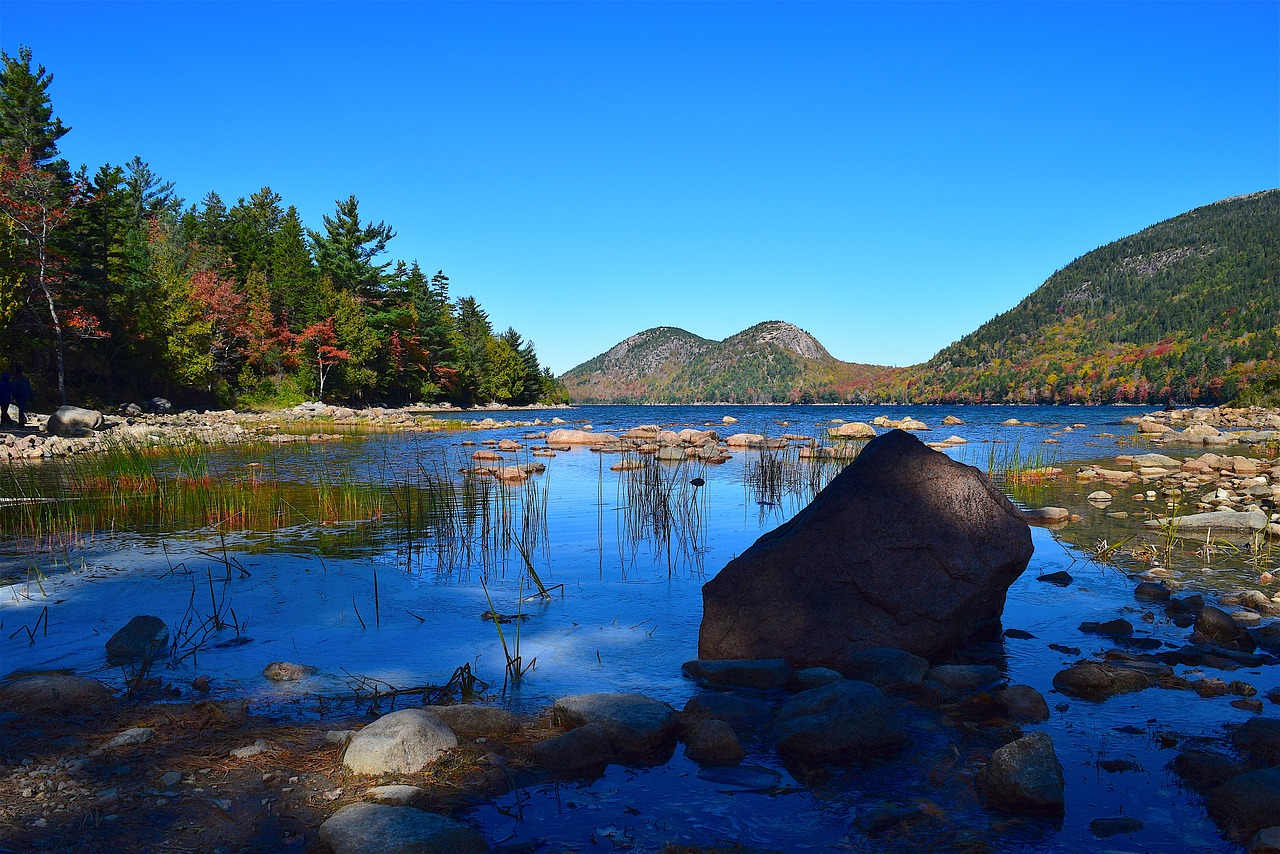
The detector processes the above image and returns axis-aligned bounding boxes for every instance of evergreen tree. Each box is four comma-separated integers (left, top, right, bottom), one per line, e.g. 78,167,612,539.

123,156,181,226
308,195,395,299
454,296,492,403
269,205,319,328
0,46,70,178
227,187,282,279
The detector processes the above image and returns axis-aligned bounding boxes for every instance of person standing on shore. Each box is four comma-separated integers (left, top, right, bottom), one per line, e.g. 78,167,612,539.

0,373,11,427
11,365,32,427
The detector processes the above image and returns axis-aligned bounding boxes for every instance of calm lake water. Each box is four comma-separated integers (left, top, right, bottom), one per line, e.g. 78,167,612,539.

0,404,1272,851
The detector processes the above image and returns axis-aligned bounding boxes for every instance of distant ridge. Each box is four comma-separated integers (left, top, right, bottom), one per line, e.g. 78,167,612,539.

877,189,1280,404
559,321,895,404
562,190,1280,406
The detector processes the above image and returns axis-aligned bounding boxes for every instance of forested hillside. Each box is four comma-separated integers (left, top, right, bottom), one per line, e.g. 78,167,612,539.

561,321,895,403
874,190,1280,404
0,47,564,410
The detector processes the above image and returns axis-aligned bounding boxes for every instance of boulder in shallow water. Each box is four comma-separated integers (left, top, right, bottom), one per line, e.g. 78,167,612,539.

978,731,1065,815
552,693,677,756
1208,767,1280,842
772,680,905,762
699,430,1032,664
105,615,169,664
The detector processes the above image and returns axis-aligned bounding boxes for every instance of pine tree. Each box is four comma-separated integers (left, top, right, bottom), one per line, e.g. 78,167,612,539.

0,46,70,179
269,206,319,328
308,195,395,299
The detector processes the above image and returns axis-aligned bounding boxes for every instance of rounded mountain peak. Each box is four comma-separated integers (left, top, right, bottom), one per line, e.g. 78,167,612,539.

745,321,829,360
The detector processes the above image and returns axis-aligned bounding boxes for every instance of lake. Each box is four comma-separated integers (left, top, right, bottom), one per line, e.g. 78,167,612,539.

1,404,1272,851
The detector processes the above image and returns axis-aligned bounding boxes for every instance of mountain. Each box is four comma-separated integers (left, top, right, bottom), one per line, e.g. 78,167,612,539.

562,191,1279,406
560,321,897,403
873,190,1280,405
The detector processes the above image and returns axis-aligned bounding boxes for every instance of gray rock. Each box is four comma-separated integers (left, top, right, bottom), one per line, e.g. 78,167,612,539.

367,784,424,805
838,647,930,694
994,685,1050,722
143,397,173,414
318,802,488,854
427,705,519,738
1052,661,1149,700
700,431,1032,663
1232,718,1280,764
552,693,678,756
681,659,792,690
0,674,113,711
343,709,458,775
1079,618,1134,637
683,719,746,766
1143,509,1269,532
1130,453,1181,467
530,722,615,772
1022,507,1069,526
1208,766,1280,842
773,680,905,762
45,405,104,436
107,727,154,748
105,615,169,664
789,667,844,691
926,664,1003,694
230,739,271,759
978,731,1065,815
262,661,316,681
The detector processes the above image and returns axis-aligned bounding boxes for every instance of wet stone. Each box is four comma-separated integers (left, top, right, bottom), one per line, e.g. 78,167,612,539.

262,661,316,681
978,731,1065,816
1208,767,1280,842
681,659,792,690
531,723,616,773
105,616,169,664
1172,749,1245,793
1090,816,1145,838
773,681,906,763
1037,571,1074,587
1052,661,1149,700
1079,619,1134,637
789,667,844,691
1134,582,1172,601
682,718,746,766
1232,718,1280,764
683,693,774,728
994,685,1050,722
838,647,929,694
318,802,488,854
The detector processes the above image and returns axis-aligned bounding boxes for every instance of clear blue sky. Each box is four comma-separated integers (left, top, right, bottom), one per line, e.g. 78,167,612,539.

2,1,1276,374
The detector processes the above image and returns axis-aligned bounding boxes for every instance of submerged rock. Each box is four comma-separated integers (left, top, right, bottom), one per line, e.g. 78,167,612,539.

773,680,905,763
318,802,488,854
681,659,792,690
1208,767,1280,842
978,731,1065,815
994,685,1051,722
1232,718,1280,764
699,430,1032,664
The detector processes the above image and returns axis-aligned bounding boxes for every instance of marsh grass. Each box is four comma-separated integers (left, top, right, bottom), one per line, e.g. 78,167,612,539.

612,455,709,575
0,439,384,553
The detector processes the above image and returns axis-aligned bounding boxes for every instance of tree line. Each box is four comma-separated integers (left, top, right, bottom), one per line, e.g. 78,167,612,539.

0,46,565,411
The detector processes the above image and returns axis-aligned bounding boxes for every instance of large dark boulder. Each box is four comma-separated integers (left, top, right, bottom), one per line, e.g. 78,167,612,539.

699,430,1033,663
